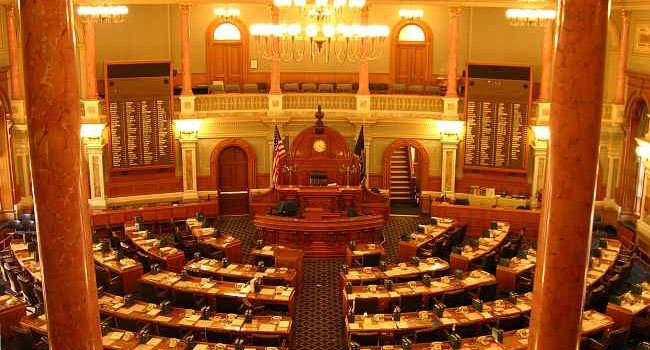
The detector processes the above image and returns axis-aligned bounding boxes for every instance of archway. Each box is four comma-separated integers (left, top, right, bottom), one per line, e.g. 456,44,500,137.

210,139,257,215
618,97,650,219
205,18,249,84
382,139,430,207
391,19,433,85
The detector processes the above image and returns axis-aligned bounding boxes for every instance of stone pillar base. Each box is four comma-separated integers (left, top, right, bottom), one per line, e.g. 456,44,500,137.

179,95,197,116
536,102,551,124
442,97,459,117
356,95,371,113
268,94,283,113
81,99,102,122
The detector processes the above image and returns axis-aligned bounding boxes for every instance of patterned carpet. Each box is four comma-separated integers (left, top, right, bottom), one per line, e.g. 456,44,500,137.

215,214,424,350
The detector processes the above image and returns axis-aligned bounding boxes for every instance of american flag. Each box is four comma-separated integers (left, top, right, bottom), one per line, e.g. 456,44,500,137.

272,125,286,187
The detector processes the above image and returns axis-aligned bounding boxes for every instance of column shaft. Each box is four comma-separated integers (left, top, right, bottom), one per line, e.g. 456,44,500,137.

539,20,554,101
180,4,193,96
445,8,461,98
357,6,370,95
269,6,281,94
5,4,22,99
528,0,609,349
614,10,630,105
83,21,98,100
20,0,102,348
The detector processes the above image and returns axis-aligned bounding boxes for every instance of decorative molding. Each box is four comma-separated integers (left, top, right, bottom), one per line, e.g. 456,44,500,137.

209,138,257,190
382,139,431,190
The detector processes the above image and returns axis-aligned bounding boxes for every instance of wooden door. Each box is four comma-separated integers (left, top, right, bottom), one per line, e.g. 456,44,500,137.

394,44,428,84
218,146,249,215
207,43,243,84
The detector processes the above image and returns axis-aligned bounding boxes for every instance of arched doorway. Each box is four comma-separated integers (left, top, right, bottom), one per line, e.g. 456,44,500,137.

383,140,430,212
392,20,432,85
211,139,257,215
618,98,650,220
206,19,248,84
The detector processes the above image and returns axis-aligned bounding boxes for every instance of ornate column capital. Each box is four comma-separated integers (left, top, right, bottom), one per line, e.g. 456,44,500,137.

179,3,192,13
448,6,462,18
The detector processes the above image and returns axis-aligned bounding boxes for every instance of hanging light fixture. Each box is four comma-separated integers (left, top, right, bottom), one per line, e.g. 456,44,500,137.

251,0,388,64
77,5,129,24
505,8,556,26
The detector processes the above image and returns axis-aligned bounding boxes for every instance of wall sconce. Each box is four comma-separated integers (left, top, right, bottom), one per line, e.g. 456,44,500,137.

636,138,650,159
436,120,464,139
213,8,240,18
80,123,105,144
399,9,423,19
174,119,201,139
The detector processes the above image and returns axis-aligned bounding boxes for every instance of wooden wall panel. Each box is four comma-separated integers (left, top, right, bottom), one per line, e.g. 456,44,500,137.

456,171,530,196
107,170,182,197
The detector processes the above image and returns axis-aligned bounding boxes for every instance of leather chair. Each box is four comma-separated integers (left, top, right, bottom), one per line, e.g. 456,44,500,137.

586,284,608,313
318,83,334,93
414,328,446,342
213,295,244,314
242,83,259,93
33,282,45,307
362,253,382,268
172,290,206,309
247,334,286,347
602,327,628,350
17,273,38,306
301,83,317,92
139,283,170,304
353,297,379,314
350,332,381,346
283,83,299,92
95,265,122,294
580,337,607,350
399,294,424,312
5,263,22,294
441,289,471,308
224,84,241,93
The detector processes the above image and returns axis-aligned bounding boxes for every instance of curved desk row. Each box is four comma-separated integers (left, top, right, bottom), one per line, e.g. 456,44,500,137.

91,202,218,228
254,214,385,258
342,257,450,285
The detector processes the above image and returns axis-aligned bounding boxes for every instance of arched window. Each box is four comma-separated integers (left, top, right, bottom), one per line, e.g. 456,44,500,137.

398,24,425,42
213,23,241,41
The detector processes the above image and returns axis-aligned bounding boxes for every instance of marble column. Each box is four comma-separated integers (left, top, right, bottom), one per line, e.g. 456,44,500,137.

614,10,630,105
605,149,621,201
530,142,549,208
83,20,98,100
20,0,102,349
5,3,22,100
445,7,461,99
180,137,199,202
441,136,459,195
357,6,370,96
269,6,282,94
180,4,192,96
538,20,555,102
528,0,609,349
11,127,31,206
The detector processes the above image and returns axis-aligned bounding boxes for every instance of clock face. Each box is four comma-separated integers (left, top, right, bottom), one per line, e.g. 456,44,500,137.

313,139,327,153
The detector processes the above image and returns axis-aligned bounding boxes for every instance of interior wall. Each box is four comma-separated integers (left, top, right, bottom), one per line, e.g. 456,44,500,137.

628,10,650,75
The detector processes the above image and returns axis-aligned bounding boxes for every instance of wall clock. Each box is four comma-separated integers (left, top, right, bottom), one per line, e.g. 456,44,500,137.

313,139,327,153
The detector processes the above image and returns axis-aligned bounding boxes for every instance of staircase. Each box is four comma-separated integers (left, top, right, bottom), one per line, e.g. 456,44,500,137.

390,146,413,202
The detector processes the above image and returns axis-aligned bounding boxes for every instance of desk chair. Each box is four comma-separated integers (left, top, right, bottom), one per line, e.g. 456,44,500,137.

580,337,607,350
224,84,241,93
441,289,471,308
336,83,353,93
17,273,38,306
283,82,299,92
156,324,185,339
242,83,259,93
602,327,628,350
350,332,381,346
450,225,467,247
354,297,379,314
318,83,334,93
494,314,528,331
605,273,622,294
362,253,382,268
5,264,22,294
472,283,497,302
95,265,122,294
254,255,275,268
247,334,286,347
10,325,48,350
393,83,406,94
399,294,424,312
203,331,235,344
135,250,152,273
515,275,534,294
301,82,317,92
586,284,608,313
213,295,244,314
414,329,446,343
33,282,44,308
173,290,207,309
139,283,170,303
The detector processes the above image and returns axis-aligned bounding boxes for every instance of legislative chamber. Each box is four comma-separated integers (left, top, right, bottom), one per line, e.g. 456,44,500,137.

0,0,650,350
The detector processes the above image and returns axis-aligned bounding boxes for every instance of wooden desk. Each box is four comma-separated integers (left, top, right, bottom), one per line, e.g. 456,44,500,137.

356,310,613,349
0,294,26,338
124,225,186,272
449,223,510,271
91,201,218,227
586,240,621,288
606,282,650,328
10,241,42,281
189,222,243,263
140,270,296,315
98,293,293,341
254,214,385,258
186,258,297,287
430,202,539,239
342,258,450,285
398,220,456,262
343,270,496,312
345,243,385,267
93,245,144,294
21,316,288,350
495,253,536,293
250,185,390,219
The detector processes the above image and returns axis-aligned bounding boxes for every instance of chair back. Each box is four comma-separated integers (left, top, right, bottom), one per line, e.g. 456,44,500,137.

17,273,38,305
353,297,379,314
11,325,35,350
350,332,380,347
399,293,423,313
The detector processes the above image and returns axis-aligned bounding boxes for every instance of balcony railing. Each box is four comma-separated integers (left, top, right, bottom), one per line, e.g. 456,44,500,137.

370,95,444,113
194,94,268,112
283,93,357,110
